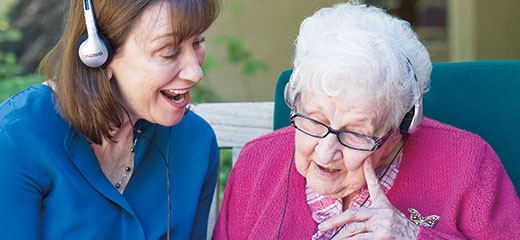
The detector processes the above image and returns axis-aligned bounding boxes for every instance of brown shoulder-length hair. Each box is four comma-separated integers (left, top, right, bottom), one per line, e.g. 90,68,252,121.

38,0,221,144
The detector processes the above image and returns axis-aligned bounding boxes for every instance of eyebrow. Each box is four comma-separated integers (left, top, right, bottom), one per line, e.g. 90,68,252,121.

151,32,175,43
302,104,372,123
305,107,380,132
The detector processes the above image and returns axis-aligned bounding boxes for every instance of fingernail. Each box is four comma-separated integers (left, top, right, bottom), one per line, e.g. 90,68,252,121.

318,223,324,231
318,223,328,231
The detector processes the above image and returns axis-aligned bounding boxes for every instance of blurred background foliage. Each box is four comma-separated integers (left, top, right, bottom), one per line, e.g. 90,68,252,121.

0,14,42,101
0,15,22,79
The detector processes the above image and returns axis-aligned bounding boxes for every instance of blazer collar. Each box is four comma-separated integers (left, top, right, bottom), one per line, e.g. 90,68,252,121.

63,125,136,213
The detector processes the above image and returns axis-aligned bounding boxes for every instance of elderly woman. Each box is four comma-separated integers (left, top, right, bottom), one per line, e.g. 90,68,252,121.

213,2,520,239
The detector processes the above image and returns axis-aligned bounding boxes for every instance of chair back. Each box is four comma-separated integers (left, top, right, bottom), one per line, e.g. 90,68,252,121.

273,60,520,194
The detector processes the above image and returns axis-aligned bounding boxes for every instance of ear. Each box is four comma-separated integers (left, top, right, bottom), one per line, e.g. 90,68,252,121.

104,66,113,80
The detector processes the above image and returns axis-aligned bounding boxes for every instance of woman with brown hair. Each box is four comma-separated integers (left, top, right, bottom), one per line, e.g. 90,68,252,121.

0,0,221,239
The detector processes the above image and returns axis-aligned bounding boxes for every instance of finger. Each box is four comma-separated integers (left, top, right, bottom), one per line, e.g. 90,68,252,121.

318,207,372,231
331,221,374,239
363,159,388,204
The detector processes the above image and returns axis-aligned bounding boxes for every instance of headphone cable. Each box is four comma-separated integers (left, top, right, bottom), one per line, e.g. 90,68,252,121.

122,105,172,240
165,127,171,240
276,146,296,239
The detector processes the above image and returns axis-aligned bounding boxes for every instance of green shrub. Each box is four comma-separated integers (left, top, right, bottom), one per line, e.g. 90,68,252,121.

218,149,233,207
0,15,23,79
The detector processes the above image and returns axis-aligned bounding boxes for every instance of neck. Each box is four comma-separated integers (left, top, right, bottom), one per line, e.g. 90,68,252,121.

103,120,133,143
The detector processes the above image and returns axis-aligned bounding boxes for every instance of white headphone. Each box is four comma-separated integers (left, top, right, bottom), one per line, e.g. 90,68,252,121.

399,98,423,136
77,0,113,68
399,57,423,136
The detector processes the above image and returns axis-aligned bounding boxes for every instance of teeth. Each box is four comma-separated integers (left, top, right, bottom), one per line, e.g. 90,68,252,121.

163,89,188,104
168,89,188,95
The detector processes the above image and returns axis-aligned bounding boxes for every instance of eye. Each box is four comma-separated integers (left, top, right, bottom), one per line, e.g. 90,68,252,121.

193,37,206,50
340,132,372,146
160,49,180,60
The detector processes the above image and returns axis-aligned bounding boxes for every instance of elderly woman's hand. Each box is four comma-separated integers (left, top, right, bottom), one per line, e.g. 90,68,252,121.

318,160,420,240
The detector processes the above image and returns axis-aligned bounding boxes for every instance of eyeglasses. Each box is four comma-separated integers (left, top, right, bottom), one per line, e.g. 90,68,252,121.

290,111,392,151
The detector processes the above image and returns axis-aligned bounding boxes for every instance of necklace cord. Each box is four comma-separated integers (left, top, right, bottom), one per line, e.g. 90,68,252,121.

276,146,296,239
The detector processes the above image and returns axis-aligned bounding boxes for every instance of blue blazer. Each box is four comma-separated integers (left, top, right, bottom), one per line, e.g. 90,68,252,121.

0,84,219,239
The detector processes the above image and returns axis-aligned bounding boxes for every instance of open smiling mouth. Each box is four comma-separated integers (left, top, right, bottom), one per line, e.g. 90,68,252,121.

161,89,187,104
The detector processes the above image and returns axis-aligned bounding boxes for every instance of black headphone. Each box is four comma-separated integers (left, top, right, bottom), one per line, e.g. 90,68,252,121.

77,0,114,68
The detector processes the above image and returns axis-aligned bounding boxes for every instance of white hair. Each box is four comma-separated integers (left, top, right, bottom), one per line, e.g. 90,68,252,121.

285,1,431,129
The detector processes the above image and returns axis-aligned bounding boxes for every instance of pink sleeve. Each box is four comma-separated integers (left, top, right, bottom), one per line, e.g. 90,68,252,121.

418,143,520,239
460,144,520,238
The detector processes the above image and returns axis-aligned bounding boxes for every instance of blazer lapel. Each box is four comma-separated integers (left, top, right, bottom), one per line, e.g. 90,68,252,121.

63,126,135,214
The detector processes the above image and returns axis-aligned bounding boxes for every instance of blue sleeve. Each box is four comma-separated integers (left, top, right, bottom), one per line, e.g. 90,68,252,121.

191,133,219,239
0,128,42,239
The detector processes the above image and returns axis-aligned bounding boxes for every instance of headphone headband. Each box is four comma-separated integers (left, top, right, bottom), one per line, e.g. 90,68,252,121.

77,0,113,68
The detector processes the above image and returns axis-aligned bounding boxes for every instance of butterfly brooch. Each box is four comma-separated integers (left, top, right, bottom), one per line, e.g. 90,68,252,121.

408,208,440,228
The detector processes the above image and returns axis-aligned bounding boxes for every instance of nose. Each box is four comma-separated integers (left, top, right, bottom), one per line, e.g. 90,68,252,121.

313,134,342,164
178,50,204,83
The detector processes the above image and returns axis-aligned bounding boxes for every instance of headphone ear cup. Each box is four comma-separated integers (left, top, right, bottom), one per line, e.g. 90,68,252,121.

399,99,423,136
77,33,114,68
284,67,302,109
283,81,293,109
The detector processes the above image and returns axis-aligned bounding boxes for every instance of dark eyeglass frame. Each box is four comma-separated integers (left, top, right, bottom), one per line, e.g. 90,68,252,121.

290,111,393,151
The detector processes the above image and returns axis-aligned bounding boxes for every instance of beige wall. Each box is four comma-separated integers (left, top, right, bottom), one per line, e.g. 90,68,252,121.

203,0,341,102
449,0,520,61
448,0,476,61
476,0,520,59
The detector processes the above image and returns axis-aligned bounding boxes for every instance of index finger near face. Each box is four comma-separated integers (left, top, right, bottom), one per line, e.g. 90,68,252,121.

363,159,388,204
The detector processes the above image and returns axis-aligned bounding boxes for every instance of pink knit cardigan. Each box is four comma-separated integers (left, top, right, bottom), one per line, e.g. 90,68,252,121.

213,118,520,239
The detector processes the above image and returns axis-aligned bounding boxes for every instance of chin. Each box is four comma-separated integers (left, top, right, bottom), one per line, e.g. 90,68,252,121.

317,189,347,199
152,112,185,127
308,178,343,198
163,116,184,127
